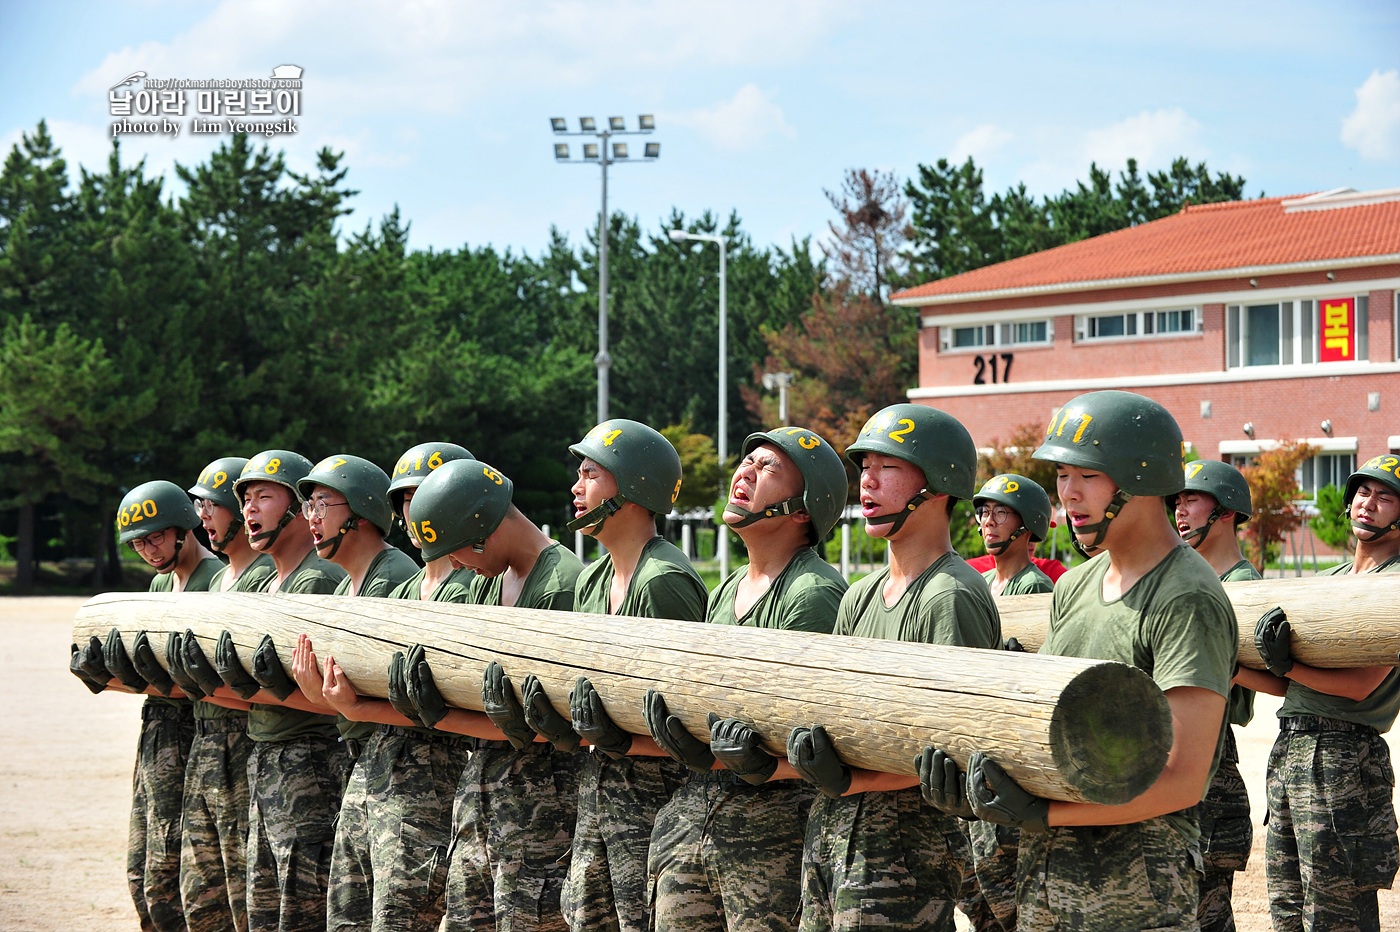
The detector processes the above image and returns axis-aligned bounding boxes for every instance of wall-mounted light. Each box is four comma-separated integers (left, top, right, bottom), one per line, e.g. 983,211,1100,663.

1249,278,1258,288
1327,271,1336,281
1321,419,1333,435
1243,422,1254,437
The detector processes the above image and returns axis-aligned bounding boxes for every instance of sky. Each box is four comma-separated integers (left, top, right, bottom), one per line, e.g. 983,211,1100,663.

3,0,1399,263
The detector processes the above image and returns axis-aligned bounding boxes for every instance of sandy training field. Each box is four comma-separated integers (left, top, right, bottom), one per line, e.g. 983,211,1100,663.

2,596,1397,931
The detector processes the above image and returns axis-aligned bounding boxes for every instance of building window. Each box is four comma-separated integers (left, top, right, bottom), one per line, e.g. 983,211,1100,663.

1228,296,1369,368
941,318,1052,352
1075,308,1198,342
1300,453,1356,497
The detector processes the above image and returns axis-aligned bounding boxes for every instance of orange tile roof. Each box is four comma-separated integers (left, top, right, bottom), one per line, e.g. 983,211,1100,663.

891,191,1400,305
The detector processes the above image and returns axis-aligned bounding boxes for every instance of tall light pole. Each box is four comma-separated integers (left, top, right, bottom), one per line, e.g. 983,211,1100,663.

552,115,659,423
668,228,729,577
762,371,794,426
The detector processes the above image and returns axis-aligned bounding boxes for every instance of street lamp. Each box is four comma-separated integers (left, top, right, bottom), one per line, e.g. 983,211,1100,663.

669,227,730,577
551,114,660,423
762,371,795,426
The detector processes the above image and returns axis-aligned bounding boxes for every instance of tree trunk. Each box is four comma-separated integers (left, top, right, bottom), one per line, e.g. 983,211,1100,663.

74,590,1173,805
15,500,35,591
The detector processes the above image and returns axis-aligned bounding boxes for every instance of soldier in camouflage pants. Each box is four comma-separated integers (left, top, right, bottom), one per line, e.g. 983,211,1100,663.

1196,727,1252,932
181,716,254,932
130,702,196,932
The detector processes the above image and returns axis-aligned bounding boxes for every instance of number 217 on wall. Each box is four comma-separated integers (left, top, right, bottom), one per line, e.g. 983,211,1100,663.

973,353,1013,384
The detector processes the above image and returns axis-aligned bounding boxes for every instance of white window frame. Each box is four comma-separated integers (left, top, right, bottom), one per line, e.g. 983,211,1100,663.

940,317,1053,353
1074,306,1202,343
1227,294,1370,370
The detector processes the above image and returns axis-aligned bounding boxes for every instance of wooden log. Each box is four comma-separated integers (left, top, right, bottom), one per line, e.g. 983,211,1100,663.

998,574,1400,669
75,590,1172,805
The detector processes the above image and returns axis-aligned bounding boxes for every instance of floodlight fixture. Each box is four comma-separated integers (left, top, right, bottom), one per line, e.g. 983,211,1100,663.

612,142,628,159
583,143,599,160
644,142,660,159
554,143,570,159
638,114,655,131
668,228,687,243
579,117,596,132
550,117,567,133
609,116,626,131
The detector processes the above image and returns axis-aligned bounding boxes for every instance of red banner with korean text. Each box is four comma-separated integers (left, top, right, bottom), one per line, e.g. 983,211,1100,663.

1320,297,1356,362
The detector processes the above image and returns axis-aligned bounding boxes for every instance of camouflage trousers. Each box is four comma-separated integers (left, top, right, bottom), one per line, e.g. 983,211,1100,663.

327,727,466,932
646,770,816,932
1016,817,1201,932
799,786,966,932
181,715,254,932
246,734,352,932
1196,726,1251,932
130,700,195,932
561,750,688,932
1266,719,1399,932
957,820,1018,932
444,739,581,932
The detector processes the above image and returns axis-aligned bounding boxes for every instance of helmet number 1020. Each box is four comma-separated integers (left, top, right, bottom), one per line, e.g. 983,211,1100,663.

972,353,1013,385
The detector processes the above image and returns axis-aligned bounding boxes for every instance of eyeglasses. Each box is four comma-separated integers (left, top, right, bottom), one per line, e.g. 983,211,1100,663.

194,498,218,517
301,499,349,520
130,529,170,552
974,505,1016,526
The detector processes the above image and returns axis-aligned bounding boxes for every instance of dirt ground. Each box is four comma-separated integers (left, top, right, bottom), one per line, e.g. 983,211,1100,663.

2,597,1398,931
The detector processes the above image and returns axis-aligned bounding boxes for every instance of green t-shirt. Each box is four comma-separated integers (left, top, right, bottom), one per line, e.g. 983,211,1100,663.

1219,558,1261,727
468,542,584,612
706,547,846,633
836,553,1001,648
212,553,278,594
982,562,1055,596
146,557,225,713
247,549,346,743
1278,556,1400,732
573,536,707,622
1043,544,1237,844
331,547,420,741
387,565,476,603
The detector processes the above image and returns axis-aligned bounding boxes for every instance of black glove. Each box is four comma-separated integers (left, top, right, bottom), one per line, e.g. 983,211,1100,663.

644,689,714,772
523,675,579,752
78,636,111,682
130,631,175,697
104,628,148,692
967,751,1049,831
70,643,107,694
407,645,449,729
483,661,535,750
182,629,224,697
215,631,262,700
386,649,425,727
786,725,851,798
250,635,295,701
1004,637,1025,652
710,716,777,785
916,747,975,818
164,632,206,701
570,677,632,758
1254,606,1293,678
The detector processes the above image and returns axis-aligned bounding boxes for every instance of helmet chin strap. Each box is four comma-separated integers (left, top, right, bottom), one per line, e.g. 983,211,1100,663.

566,495,627,534
724,496,806,528
864,490,931,537
315,515,361,560
1069,489,1133,558
249,506,297,547
1180,506,1225,551
152,529,188,572
984,525,1028,556
211,516,242,552
1350,514,1400,541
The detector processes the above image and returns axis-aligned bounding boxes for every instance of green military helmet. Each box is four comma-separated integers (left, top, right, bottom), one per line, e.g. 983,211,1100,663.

1033,391,1184,554
189,457,247,514
974,474,1053,542
297,454,395,536
1182,460,1253,522
234,450,315,547
1343,455,1400,537
411,459,515,563
728,426,848,543
117,480,201,546
846,404,977,499
387,441,474,519
567,419,683,533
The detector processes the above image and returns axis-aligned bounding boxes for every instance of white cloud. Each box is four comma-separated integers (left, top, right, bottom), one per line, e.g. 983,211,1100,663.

1341,69,1400,161
668,84,795,152
950,124,1014,163
1082,107,1202,168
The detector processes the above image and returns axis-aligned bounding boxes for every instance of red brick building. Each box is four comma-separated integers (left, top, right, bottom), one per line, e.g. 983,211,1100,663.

892,187,1400,511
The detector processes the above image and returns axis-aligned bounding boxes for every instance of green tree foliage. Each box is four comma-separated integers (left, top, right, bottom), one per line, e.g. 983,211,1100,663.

1241,441,1320,571
1311,484,1351,554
